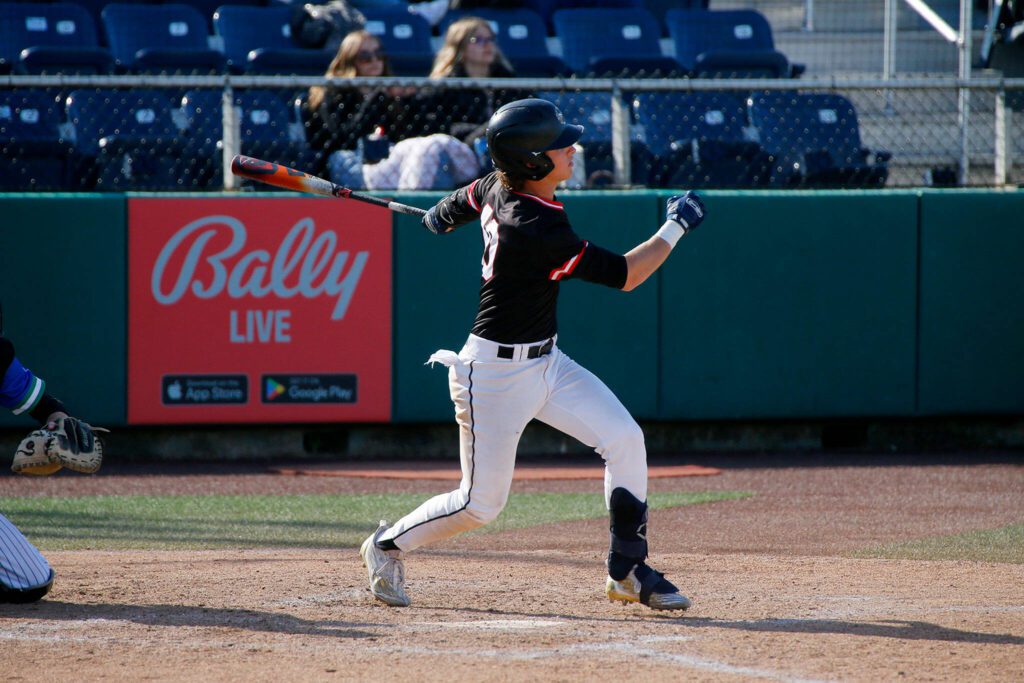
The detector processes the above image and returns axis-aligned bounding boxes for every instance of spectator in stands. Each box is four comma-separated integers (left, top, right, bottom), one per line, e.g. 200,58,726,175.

426,16,523,146
307,29,481,190
304,29,418,169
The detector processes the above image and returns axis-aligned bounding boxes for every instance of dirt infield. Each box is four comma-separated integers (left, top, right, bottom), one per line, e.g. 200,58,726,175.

1,456,1023,682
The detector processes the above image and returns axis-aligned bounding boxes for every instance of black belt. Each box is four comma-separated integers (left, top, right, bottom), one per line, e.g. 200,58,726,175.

497,338,553,360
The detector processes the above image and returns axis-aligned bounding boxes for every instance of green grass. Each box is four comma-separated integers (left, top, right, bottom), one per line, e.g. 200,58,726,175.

854,523,1024,564
0,490,751,551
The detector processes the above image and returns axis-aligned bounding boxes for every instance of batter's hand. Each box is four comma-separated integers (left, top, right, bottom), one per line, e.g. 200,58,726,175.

422,205,452,235
666,192,706,234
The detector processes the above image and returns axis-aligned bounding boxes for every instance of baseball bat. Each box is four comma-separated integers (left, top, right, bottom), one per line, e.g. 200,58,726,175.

229,155,427,217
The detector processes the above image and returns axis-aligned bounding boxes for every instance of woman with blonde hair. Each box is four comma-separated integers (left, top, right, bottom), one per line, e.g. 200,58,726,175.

304,29,421,173
424,17,523,145
305,28,482,190
430,16,515,79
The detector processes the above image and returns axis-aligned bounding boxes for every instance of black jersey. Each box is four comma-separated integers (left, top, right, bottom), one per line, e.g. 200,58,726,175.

430,172,628,344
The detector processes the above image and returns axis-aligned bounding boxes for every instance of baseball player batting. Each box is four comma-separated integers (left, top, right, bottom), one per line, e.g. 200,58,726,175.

360,98,706,611
0,316,106,603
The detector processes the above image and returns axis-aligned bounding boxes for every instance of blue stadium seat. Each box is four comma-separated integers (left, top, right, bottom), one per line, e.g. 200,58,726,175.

361,7,433,75
748,92,890,188
524,0,643,33
169,0,263,31
181,88,316,188
0,2,113,74
643,0,707,35
68,0,156,41
552,8,679,77
0,89,72,190
633,91,770,188
65,88,188,189
214,4,328,74
102,3,225,73
666,9,803,78
539,89,655,187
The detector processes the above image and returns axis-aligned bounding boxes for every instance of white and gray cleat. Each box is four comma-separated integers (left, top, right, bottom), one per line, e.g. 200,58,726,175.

360,520,410,607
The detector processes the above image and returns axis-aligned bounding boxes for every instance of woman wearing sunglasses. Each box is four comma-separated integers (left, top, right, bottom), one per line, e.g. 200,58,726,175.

426,17,525,146
305,29,482,190
305,30,417,172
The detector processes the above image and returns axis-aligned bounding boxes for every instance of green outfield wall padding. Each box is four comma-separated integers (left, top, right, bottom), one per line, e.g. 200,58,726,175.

391,193,482,422
0,195,126,427
658,191,919,419
918,191,1024,414
550,192,661,418
391,191,660,423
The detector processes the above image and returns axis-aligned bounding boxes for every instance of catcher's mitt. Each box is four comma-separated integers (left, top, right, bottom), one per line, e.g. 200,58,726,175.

12,417,107,475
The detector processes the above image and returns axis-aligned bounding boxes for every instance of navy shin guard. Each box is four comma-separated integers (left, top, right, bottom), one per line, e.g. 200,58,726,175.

608,487,649,580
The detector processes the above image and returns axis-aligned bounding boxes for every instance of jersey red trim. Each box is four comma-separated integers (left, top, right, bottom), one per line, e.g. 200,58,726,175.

467,179,481,212
512,191,564,210
549,241,588,281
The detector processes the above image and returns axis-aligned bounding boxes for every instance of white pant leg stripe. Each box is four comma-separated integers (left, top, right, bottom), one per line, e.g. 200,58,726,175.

391,361,476,541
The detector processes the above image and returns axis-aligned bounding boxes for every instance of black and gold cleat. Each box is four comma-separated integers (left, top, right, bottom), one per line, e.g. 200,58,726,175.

605,563,691,611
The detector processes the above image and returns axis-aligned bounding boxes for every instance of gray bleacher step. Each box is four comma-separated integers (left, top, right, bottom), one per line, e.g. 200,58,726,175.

711,0,989,33
775,29,985,75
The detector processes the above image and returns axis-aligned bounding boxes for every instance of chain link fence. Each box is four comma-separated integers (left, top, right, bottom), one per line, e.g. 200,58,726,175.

2,74,1022,192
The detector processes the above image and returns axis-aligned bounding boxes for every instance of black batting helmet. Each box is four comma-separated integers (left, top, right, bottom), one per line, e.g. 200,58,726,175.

485,98,584,181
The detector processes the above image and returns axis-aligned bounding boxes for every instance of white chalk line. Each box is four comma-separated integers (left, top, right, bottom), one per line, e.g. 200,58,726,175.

414,619,565,630
383,642,832,683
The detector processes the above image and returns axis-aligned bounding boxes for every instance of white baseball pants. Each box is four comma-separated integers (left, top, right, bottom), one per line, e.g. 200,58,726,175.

382,334,648,552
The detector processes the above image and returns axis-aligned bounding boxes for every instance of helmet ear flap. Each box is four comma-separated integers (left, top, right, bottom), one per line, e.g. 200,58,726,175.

525,152,555,181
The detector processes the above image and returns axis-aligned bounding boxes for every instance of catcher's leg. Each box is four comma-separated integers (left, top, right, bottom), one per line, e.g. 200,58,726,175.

0,513,54,603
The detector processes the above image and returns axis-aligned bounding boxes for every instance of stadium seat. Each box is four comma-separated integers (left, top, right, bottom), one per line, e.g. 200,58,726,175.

0,89,72,190
539,89,655,187
76,0,157,42
168,0,263,31
65,88,188,190
180,88,317,189
524,0,643,33
552,8,680,77
633,91,770,188
214,4,329,74
642,0,707,35
666,9,804,78
748,92,890,188
101,3,225,74
361,7,433,75
507,55,572,78
0,2,113,74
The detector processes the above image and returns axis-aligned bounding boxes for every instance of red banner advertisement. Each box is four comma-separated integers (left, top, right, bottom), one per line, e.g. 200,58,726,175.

128,198,391,424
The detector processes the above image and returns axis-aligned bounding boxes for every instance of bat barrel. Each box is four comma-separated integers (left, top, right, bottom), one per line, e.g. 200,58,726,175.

230,155,427,218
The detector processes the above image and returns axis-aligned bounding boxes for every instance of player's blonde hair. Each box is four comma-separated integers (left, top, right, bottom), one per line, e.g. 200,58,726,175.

496,169,527,192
